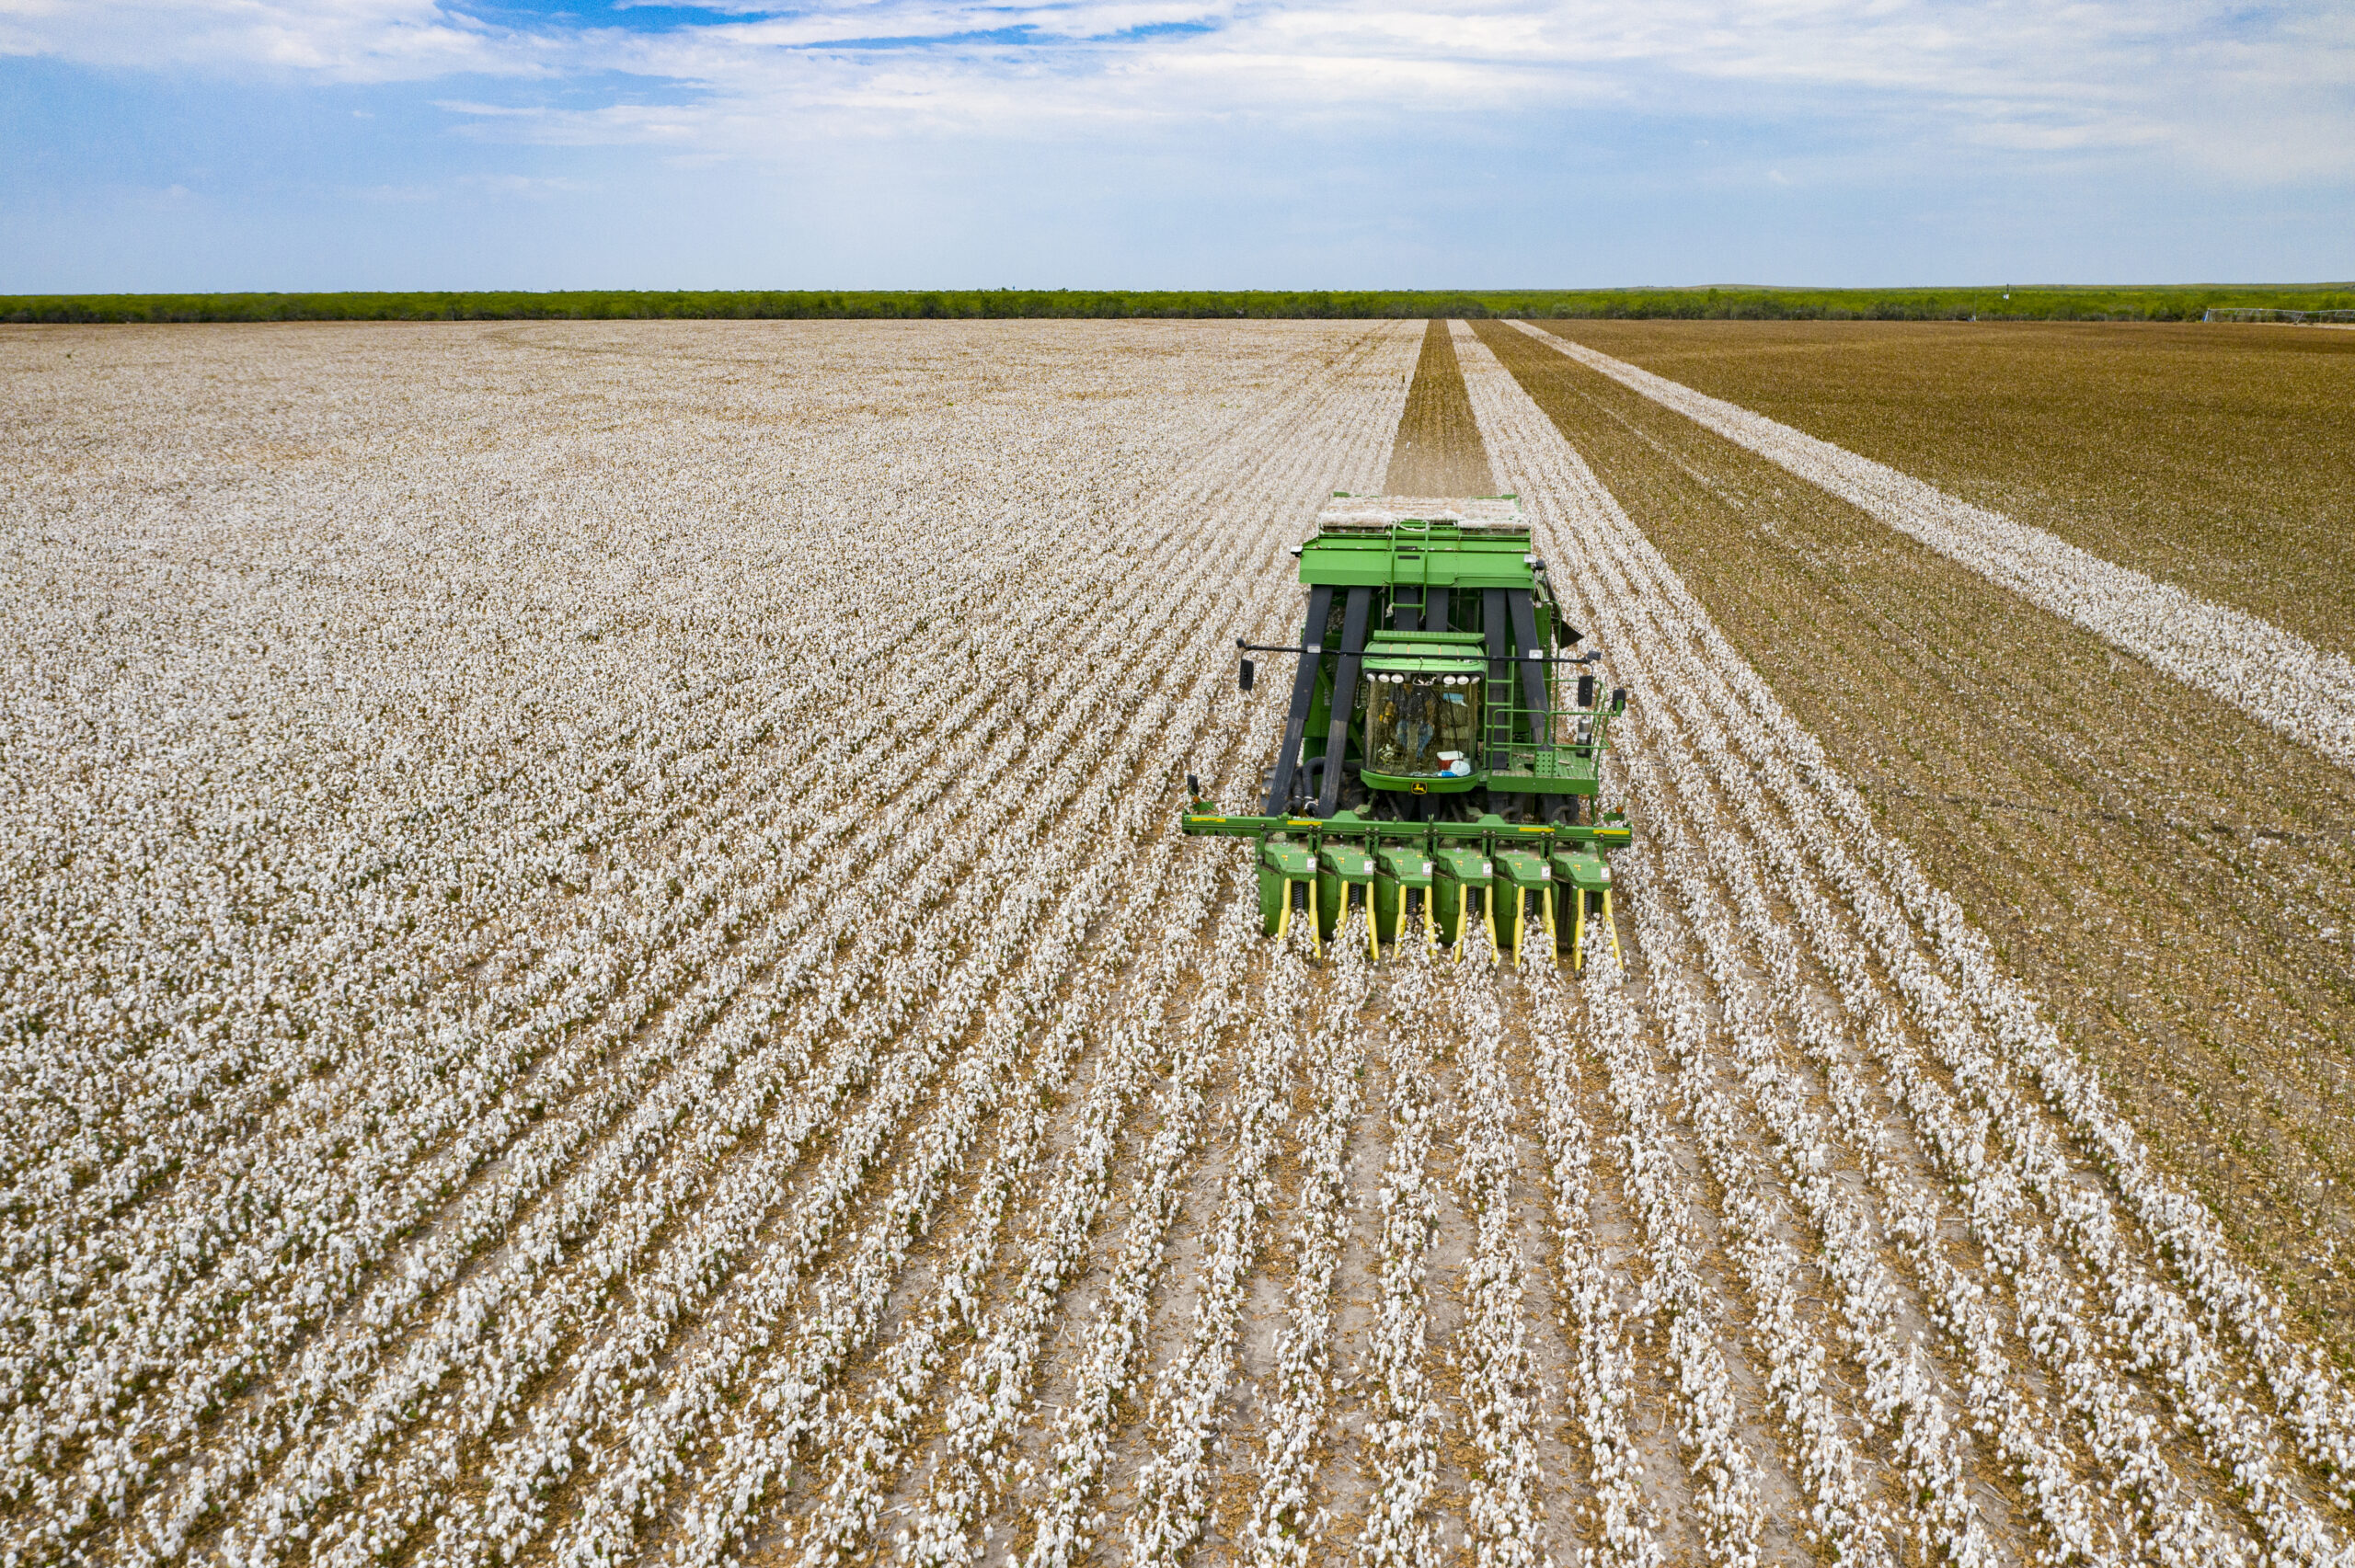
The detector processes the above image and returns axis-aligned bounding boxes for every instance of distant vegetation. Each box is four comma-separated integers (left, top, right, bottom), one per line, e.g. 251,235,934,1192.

6,284,2353,325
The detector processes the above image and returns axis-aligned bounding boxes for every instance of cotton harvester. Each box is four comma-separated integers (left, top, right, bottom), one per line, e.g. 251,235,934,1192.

1181,494,1631,966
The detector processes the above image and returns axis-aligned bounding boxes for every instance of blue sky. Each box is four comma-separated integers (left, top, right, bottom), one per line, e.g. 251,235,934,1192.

3,0,2349,289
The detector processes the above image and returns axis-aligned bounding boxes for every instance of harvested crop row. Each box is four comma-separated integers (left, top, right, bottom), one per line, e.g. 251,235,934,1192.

1383,319,1497,498
1514,322,2355,775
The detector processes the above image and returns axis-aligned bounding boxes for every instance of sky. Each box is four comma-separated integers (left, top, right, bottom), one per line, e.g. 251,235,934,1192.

2,0,2350,289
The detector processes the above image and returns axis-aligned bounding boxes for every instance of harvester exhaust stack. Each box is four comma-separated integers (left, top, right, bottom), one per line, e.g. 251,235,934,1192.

1184,494,1632,964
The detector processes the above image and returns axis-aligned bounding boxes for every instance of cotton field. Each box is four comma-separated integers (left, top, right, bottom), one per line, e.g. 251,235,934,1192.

4,317,2353,1568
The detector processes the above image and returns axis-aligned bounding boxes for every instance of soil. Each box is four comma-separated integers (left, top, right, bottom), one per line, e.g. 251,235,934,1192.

1475,317,2355,1369
1383,320,1497,497
1534,318,2355,659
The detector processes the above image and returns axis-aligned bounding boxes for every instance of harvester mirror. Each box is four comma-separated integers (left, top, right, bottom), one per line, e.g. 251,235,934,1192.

1239,658,1257,692
1577,674,1597,710
1611,687,1627,715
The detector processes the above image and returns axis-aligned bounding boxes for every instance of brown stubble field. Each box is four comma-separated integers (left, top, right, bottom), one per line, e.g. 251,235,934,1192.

1476,319,2355,1364
1538,318,2355,658
1383,320,1497,496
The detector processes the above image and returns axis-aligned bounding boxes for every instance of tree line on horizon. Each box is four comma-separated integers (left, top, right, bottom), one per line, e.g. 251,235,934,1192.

6,284,2352,325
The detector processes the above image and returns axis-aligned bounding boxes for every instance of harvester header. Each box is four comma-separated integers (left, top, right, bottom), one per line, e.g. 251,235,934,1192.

1183,493,1631,966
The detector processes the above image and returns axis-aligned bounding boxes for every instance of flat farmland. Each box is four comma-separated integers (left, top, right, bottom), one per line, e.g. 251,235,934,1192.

6,317,2355,1568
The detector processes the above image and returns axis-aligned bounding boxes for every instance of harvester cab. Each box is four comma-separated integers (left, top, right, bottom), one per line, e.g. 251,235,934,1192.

1183,494,1631,967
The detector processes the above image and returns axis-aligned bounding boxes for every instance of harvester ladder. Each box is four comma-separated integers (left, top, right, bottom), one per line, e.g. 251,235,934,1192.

1388,521,1435,630
1481,587,1552,768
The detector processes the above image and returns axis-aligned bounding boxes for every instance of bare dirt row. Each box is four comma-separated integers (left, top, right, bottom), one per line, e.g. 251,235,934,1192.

1383,320,1497,498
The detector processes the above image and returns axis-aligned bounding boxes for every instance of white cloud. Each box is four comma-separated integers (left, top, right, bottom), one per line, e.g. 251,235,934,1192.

0,0,490,75
4,0,2350,181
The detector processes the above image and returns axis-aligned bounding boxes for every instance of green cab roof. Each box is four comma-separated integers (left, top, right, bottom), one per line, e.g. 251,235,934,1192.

1362,635,1488,674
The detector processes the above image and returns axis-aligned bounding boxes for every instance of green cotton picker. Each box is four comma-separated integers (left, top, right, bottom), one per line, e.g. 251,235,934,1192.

1182,494,1632,967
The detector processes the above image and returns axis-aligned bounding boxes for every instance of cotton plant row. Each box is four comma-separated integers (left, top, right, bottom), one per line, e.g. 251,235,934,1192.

0,625,786,1249
99,660,1052,1567
780,854,1246,1568
1242,924,1375,1568
228,721,1052,1568
389,655,1178,1568
1621,680,2126,1565
1612,872,1901,1568
556,545,1289,1568
27,664,1006,1545
289,337,1405,1568
1120,920,1317,1565
1595,547,2266,1567
0,311,1362,1299
1513,321,2355,773
1442,962,1550,1568
3,430,1056,1287
1012,896,1292,1568
660,536,1266,1568
1552,959,1765,1567
886,382,1412,1566
7,652,876,1453
1617,742,1996,1568
753,824,1234,1562
1459,327,2353,1562
1635,634,2262,1566
693,331,1419,1568
10,461,1093,1502
1352,943,1447,1568
1587,614,2001,1566
1516,970,1663,1568
890,902,1248,1568
3,652,791,1267
2,319,1424,1566
719,590,1292,1568
408,374,1328,1568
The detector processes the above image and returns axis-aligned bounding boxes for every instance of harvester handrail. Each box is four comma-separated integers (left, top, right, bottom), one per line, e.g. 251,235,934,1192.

1481,686,1614,753
1179,807,1628,843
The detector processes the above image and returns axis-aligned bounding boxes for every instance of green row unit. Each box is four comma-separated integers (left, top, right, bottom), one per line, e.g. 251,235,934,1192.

1179,807,1628,965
